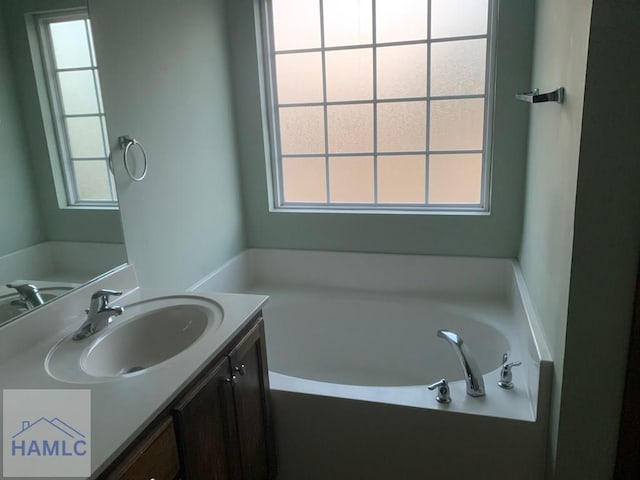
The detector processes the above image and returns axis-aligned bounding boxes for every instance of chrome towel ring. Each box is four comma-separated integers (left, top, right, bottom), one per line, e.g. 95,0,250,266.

108,135,148,182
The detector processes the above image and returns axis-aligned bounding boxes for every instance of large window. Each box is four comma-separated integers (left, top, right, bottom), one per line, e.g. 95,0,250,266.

263,0,494,212
36,11,116,207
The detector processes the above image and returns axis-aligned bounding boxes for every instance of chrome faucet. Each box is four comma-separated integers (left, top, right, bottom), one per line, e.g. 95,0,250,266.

72,289,124,341
6,283,46,309
437,329,486,397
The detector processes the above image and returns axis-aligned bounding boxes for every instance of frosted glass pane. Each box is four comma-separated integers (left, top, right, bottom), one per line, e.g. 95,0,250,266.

429,154,482,203
73,160,111,200
329,156,374,203
272,0,321,50
430,99,484,151
50,20,92,69
66,116,106,158
279,107,325,154
377,102,426,152
58,70,99,115
326,49,372,101
376,0,428,43
324,0,372,47
282,157,327,203
378,155,426,203
431,39,486,96
431,0,488,39
327,104,373,153
276,53,324,103
377,44,427,99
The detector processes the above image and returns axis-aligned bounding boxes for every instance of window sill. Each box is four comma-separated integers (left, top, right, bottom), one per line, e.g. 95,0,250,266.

58,204,120,212
269,205,490,216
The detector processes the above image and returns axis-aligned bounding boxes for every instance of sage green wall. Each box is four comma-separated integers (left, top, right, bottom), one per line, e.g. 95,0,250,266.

2,0,123,244
518,0,592,475
227,0,534,257
0,2,45,257
520,0,640,478
89,0,245,289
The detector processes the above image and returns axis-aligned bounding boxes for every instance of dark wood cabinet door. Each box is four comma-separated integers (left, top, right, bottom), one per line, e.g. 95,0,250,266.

172,356,240,480
102,417,180,480
229,319,276,480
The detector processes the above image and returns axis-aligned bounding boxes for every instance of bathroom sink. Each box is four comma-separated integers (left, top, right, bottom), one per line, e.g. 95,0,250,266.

46,295,223,383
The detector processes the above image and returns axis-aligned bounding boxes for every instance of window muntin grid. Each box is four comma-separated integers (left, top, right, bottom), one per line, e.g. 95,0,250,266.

37,11,117,207
263,0,495,211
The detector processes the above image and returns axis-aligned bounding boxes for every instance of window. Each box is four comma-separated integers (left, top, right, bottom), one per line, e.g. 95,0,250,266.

35,11,116,208
263,0,494,212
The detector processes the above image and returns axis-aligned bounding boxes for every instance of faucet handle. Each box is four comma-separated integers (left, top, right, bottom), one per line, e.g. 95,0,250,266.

427,378,451,404
498,353,522,389
91,289,122,300
6,283,40,300
89,289,123,312
7,283,39,294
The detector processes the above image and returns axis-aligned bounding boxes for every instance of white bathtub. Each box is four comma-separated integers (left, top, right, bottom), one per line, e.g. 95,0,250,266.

193,249,552,479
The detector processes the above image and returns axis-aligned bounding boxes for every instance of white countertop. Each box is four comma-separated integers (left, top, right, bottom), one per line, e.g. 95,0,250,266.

0,266,268,479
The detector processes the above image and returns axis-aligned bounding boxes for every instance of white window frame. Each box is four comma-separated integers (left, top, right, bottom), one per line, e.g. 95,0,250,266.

34,9,117,209
261,0,497,214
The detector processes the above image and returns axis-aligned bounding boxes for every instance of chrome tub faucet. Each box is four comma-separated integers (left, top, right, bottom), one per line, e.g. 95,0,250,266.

437,329,486,397
72,289,124,341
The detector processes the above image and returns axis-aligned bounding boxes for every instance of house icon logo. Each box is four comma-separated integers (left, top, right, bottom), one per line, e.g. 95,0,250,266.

3,389,91,477
11,417,88,457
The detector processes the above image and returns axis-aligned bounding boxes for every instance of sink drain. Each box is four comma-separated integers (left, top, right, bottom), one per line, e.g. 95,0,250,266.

120,366,145,375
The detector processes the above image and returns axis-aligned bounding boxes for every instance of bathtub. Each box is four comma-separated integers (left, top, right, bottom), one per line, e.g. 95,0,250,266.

192,249,552,479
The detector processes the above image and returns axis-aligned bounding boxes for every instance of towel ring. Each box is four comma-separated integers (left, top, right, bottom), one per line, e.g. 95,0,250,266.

108,136,148,182
119,136,148,182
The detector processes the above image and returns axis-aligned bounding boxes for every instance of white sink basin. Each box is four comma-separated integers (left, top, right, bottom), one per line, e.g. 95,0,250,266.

46,295,223,383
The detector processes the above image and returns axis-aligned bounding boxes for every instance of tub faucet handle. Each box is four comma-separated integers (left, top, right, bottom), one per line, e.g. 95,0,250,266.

498,353,522,389
427,378,451,404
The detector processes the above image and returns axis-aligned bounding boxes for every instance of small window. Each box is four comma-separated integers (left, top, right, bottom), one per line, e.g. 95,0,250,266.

263,0,494,212
35,10,116,208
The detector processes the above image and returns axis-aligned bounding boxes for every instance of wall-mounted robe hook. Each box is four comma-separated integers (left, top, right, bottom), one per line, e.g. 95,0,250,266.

515,87,565,104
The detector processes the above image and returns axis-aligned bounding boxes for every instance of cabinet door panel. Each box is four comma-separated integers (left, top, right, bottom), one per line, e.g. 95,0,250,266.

104,417,179,480
229,320,276,480
172,356,240,480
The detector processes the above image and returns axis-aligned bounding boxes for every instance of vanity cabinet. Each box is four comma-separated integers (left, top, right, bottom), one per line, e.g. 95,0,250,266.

99,313,275,480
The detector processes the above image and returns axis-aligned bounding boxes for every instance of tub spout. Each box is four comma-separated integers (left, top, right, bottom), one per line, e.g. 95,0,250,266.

437,329,485,397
